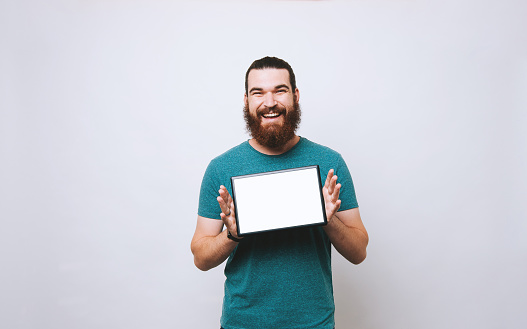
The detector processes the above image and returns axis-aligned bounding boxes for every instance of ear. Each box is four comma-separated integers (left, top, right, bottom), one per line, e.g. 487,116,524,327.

294,88,300,103
244,93,247,104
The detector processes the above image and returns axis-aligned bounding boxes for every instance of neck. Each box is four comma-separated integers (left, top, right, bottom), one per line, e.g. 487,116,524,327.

249,135,300,155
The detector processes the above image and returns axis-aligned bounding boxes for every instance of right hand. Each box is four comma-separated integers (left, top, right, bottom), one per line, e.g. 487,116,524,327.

217,185,242,240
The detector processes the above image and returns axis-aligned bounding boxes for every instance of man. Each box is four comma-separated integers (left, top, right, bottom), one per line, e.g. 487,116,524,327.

191,57,368,329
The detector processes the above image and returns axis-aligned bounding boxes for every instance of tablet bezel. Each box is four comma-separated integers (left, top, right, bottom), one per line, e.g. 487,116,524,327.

230,165,327,237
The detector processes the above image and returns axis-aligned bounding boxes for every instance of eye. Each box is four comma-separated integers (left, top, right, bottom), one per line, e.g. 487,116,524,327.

276,89,287,94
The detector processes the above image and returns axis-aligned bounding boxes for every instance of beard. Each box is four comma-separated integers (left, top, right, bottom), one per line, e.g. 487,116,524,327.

243,100,301,149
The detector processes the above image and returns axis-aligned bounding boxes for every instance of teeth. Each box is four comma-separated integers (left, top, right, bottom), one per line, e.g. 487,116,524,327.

263,113,280,118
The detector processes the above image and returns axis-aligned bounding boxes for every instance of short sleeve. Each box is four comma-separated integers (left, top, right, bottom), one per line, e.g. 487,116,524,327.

335,154,358,210
198,161,222,219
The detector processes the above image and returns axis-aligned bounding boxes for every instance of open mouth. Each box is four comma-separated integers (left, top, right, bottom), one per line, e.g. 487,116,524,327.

261,112,282,119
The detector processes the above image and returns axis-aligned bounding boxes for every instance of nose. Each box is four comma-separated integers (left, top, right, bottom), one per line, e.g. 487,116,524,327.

263,92,277,108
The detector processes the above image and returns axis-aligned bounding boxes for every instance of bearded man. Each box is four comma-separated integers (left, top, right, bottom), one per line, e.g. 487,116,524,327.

191,57,369,329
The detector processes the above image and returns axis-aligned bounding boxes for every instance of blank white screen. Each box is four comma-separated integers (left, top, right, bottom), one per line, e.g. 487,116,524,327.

232,166,326,236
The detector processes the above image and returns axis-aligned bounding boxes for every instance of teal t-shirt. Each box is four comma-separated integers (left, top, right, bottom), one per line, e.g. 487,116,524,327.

198,137,358,329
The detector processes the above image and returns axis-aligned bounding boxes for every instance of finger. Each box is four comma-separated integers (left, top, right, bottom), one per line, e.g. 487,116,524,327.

334,199,341,213
332,183,341,203
328,175,338,195
219,186,234,206
219,185,228,203
220,211,237,232
220,211,232,223
218,190,235,218
226,190,233,205
326,199,341,220
226,199,235,217
220,212,230,228
219,189,228,205
325,169,334,188
219,189,233,214
217,195,230,216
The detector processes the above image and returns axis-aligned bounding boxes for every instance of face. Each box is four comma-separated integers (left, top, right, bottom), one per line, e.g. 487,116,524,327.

244,68,301,148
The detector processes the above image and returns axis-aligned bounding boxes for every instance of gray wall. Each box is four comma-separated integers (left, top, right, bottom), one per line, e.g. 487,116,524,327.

1,0,526,328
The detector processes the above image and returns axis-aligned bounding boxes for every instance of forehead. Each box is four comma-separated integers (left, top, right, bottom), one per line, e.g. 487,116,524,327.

247,68,291,90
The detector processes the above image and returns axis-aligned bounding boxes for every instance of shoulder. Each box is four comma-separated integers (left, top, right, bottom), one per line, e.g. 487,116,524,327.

208,140,251,167
203,140,259,181
298,138,351,177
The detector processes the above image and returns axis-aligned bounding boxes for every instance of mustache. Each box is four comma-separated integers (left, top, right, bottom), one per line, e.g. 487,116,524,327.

243,101,302,149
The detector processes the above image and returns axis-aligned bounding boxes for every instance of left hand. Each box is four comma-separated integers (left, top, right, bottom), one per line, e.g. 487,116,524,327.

323,169,341,222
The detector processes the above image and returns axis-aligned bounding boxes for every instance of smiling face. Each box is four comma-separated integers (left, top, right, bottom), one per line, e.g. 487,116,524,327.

244,68,301,149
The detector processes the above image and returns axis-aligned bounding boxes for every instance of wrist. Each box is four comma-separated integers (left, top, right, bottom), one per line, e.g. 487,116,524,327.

323,215,339,230
227,230,243,242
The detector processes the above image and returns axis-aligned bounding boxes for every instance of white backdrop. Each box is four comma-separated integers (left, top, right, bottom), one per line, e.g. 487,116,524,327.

1,0,526,328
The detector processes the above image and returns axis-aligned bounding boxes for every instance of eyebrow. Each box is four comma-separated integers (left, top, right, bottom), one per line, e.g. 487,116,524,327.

249,85,290,94
275,84,290,91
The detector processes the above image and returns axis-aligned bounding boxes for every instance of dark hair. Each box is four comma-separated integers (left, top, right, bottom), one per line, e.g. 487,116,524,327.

244,56,297,94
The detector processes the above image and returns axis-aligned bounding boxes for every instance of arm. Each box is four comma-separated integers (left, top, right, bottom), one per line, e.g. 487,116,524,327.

322,169,369,264
324,208,368,264
190,186,243,271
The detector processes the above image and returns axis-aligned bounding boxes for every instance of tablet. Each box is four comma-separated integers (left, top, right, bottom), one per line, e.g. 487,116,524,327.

231,165,327,237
